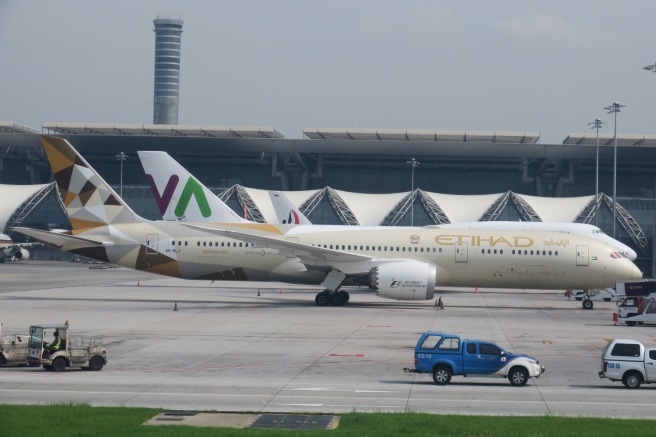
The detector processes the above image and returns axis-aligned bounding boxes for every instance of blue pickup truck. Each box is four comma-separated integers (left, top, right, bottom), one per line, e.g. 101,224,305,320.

406,332,545,386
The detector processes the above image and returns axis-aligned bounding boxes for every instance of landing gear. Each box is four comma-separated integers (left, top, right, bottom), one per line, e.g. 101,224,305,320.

314,290,350,306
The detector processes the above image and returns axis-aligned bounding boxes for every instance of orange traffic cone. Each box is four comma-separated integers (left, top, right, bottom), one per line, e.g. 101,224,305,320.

173,302,179,311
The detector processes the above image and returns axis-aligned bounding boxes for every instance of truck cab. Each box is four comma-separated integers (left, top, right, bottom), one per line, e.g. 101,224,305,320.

617,281,656,326
408,332,544,386
599,339,656,388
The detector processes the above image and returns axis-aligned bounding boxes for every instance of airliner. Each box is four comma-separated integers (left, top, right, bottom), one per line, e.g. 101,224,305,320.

13,136,642,306
139,150,636,260
138,151,310,225
0,234,38,263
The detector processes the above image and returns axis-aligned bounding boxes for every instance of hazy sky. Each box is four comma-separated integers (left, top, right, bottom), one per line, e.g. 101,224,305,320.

2,1,656,143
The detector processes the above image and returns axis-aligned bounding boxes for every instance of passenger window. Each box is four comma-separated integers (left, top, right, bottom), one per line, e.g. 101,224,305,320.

438,338,460,351
479,344,502,356
420,335,442,350
466,343,476,354
650,350,656,360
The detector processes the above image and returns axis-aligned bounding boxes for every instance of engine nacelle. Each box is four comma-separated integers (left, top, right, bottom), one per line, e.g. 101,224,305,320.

13,248,30,261
370,260,436,300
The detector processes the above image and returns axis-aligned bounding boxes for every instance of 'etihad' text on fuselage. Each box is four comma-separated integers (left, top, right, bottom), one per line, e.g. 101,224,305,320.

434,234,535,247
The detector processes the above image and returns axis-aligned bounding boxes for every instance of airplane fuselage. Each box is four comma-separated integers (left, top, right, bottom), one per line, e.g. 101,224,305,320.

63,222,640,290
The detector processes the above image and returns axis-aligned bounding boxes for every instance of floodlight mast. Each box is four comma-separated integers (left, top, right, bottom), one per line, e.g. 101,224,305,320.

603,102,625,239
587,118,605,226
115,152,129,198
406,158,420,226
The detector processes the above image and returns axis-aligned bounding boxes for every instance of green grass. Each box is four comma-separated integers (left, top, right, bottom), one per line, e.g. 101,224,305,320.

1,404,655,436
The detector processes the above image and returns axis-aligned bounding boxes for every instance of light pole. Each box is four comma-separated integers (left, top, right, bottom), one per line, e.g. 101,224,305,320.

405,158,420,226
115,152,129,198
587,118,605,226
603,102,625,238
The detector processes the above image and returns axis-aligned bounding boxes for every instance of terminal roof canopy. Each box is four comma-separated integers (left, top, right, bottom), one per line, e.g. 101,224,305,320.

563,133,656,147
0,184,50,232
303,128,540,143
42,123,284,139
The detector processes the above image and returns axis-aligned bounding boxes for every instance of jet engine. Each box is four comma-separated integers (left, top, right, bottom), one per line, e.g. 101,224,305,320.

369,260,436,300
13,248,30,261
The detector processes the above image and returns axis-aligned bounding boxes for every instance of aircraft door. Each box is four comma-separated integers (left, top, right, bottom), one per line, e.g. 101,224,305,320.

146,234,159,254
455,242,468,263
576,245,589,266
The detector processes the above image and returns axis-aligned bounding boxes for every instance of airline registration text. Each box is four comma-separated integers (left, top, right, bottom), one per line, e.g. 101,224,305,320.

434,234,534,247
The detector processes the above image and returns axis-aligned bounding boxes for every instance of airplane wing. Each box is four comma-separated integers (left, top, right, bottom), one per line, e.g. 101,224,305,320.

182,223,375,273
12,227,112,250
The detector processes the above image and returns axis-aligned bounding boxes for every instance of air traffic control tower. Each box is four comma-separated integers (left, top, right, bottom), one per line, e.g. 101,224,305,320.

153,17,183,124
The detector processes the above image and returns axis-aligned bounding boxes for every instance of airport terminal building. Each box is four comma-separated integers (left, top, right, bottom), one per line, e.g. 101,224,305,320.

1,122,655,275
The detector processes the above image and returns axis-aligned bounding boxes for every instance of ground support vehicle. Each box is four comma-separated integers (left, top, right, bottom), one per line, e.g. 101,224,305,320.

0,323,31,366
27,323,107,372
616,281,656,326
404,331,544,386
599,338,656,388
571,288,621,310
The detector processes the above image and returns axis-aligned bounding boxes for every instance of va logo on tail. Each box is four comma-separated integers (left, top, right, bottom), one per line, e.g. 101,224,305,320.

146,174,212,219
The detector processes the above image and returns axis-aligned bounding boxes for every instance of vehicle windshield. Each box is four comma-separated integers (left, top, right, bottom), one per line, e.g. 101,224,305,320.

28,326,43,349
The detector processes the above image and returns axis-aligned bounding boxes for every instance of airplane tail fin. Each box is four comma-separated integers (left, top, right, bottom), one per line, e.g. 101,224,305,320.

137,151,249,223
40,136,144,234
269,191,312,225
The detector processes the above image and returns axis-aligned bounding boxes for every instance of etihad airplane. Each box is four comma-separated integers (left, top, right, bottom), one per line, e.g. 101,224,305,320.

14,136,642,306
139,150,635,260
0,233,38,263
138,151,310,225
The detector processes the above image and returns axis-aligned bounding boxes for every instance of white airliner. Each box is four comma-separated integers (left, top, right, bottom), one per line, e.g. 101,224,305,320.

0,233,37,263
138,151,311,225
139,150,636,260
13,136,642,306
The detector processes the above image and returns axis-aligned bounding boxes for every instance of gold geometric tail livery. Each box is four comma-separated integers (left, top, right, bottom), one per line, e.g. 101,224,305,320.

40,135,142,234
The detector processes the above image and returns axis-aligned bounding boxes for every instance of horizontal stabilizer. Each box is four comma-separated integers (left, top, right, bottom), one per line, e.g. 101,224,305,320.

12,227,112,250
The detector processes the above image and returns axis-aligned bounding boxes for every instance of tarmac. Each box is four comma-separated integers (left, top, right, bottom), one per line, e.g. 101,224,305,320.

2,260,656,420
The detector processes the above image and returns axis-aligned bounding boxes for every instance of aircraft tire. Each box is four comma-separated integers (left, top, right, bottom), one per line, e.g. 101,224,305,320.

339,290,349,303
0,355,5,366
315,292,330,306
331,292,344,306
582,300,593,310
43,364,53,371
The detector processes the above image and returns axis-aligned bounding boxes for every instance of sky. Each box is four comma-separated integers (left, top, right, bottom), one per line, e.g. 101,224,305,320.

2,1,656,143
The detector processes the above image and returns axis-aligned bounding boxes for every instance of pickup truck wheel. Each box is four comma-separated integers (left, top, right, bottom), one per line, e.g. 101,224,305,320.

432,366,452,385
88,356,104,371
52,357,67,372
509,367,529,386
622,371,642,389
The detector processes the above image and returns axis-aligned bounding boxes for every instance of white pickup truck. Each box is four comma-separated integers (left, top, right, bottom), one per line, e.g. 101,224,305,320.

599,339,656,389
